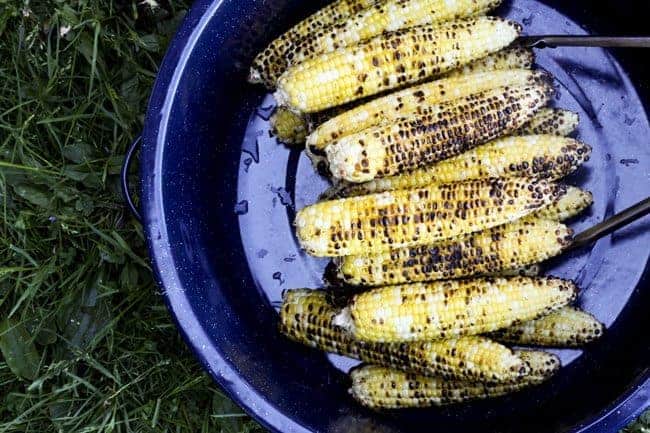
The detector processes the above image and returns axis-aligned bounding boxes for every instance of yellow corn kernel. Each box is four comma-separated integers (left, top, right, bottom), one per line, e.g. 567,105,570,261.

306,69,548,157
325,135,589,197
270,107,309,144
280,289,528,381
333,276,577,342
490,306,605,347
275,17,522,112
517,108,580,137
349,350,560,408
444,47,535,78
535,185,593,221
296,178,565,257
249,0,376,88
334,218,573,286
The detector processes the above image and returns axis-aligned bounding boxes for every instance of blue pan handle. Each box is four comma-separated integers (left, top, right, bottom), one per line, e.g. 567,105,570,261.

121,135,142,223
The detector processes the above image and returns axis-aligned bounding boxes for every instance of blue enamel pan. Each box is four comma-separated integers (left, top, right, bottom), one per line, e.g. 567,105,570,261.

122,0,650,431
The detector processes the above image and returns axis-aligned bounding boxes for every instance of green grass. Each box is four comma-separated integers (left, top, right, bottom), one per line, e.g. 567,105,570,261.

0,1,262,431
0,1,646,432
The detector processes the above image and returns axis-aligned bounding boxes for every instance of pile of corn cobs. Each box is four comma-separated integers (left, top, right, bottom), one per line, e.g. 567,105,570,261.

248,0,603,410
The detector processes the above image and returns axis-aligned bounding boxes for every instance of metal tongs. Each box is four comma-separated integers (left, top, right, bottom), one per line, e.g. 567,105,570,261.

516,35,650,246
518,36,650,49
569,197,650,250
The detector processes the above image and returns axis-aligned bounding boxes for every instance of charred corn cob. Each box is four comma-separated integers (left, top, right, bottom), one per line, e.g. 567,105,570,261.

306,69,548,155
333,276,577,342
280,289,528,381
289,0,502,72
349,350,560,408
329,84,551,183
249,0,376,88
325,135,589,197
517,108,580,137
535,185,593,221
334,218,573,286
275,17,522,112
490,306,604,347
270,107,309,144
444,46,535,78
332,186,589,285
296,178,565,257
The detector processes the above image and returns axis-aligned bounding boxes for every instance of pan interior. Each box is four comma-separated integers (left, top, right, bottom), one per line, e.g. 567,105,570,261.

237,0,649,363
147,0,650,431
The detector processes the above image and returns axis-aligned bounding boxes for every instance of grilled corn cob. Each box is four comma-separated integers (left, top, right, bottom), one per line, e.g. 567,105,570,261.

535,185,593,221
517,108,580,137
334,218,572,286
325,135,589,197
275,17,522,112
333,276,577,342
280,289,528,381
296,178,565,257
306,69,548,156
289,0,502,72
445,47,535,78
330,84,551,183
332,185,589,285
349,350,560,408
490,306,604,347
270,107,309,144
249,0,376,88
329,186,592,286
